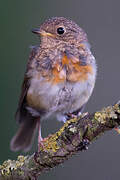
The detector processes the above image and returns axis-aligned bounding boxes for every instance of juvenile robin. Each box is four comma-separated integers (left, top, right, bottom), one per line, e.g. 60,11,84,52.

10,17,97,152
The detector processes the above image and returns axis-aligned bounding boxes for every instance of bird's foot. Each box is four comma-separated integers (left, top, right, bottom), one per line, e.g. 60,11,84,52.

66,112,88,120
66,113,76,120
38,134,53,152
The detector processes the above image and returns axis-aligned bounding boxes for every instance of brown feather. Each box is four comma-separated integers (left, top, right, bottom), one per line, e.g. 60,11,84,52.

11,47,39,151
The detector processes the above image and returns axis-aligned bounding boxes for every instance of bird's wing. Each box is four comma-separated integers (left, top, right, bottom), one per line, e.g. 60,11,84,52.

15,47,38,123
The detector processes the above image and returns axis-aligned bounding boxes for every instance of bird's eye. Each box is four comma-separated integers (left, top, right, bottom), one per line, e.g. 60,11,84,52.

57,27,65,35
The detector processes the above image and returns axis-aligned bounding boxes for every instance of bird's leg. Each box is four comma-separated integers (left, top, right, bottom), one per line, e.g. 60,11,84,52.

37,119,52,152
66,104,88,120
66,113,78,120
38,120,43,143
38,120,45,151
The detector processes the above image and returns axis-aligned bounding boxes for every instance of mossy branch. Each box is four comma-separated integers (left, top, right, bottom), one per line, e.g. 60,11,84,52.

1,102,120,180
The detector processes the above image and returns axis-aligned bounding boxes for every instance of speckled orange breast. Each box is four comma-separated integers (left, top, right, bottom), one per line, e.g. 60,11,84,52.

51,55,93,84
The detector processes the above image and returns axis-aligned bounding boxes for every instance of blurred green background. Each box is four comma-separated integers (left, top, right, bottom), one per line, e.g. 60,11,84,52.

1,0,120,179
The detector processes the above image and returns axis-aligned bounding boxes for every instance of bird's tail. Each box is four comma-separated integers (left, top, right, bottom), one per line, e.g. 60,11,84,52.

10,117,38,152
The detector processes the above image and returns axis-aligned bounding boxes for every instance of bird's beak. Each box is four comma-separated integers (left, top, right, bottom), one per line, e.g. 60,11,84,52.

32,28,54,37
32,28,41,34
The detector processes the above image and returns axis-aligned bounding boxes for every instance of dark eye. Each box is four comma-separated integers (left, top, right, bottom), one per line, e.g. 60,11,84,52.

57,27,65,35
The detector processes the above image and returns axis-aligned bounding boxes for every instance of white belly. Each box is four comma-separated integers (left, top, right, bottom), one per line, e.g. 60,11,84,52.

27,69,95,117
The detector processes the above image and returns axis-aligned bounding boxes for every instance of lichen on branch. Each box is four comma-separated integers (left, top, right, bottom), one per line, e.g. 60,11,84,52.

0,102,120,180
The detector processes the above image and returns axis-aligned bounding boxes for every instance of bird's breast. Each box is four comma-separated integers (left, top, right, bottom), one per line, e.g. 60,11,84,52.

27,54,96,114
50,54,93,84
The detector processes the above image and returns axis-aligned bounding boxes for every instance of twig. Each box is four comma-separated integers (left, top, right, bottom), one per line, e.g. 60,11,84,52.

0,102,120,180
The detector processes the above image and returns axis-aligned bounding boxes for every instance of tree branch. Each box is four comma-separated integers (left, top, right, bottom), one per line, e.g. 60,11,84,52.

1,102,120,180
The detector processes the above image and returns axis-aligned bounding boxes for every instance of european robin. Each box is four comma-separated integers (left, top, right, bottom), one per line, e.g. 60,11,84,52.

10,17,97,152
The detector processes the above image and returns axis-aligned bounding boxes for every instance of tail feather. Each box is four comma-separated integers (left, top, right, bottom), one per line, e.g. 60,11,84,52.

10,117,38,152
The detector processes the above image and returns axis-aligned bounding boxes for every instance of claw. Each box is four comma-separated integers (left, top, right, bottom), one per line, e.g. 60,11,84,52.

66,113,77,120
38,138,46,151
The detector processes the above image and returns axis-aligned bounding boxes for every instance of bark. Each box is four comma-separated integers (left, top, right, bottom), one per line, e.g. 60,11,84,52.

0,102,120,180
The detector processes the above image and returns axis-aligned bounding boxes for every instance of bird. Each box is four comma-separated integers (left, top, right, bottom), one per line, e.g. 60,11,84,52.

10,17,97,152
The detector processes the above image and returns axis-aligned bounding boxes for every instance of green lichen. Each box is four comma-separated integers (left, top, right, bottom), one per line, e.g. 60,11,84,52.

87,104,120,140
113,103,120,113
69,127,77,133
40,117,78,152
0,155,27,176
94,105,118,125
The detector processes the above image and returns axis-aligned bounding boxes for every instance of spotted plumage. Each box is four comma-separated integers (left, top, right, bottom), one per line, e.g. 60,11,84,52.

10,17,97,152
